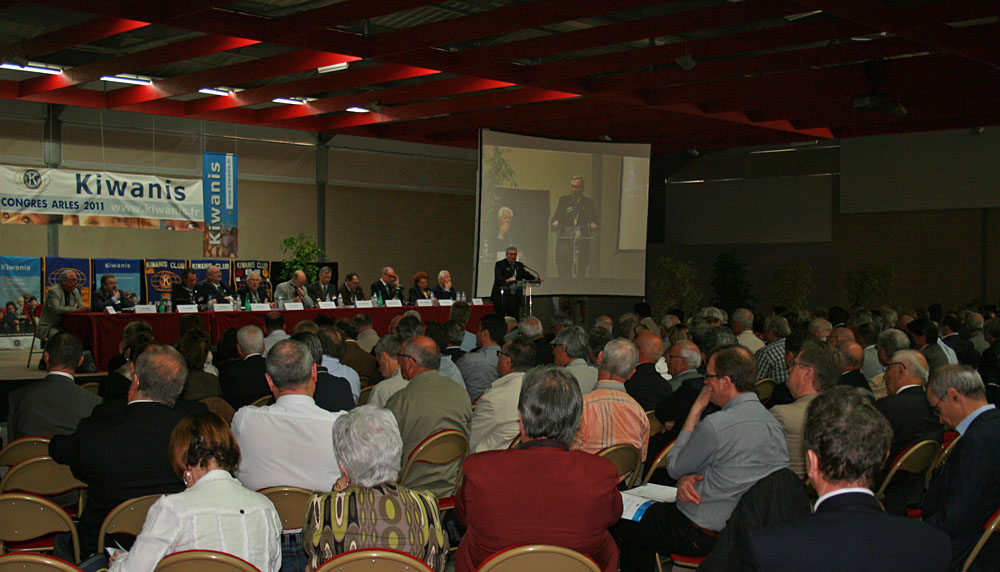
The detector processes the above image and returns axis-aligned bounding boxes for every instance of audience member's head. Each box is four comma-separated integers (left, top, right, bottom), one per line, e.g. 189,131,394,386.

133,345,187,407
175,330,209,372
886,350,929,393
444,320,466,347
707,344,757,398
518,365,583,446
927,365,987,429
587,326,613,364
353,312,373,331
423,321,449,353
264,311,285,335
876,328,911,365
827,326,855,348
335,318,359,341
809,318,833,341
236,325,265,356
805,386,891,489
399,336,441,380
518,316,543,340
499,336,535,376
373,334,402,379
292,320,318,335
449,301,472,326
265,339,314,392
397,315,423,341
907,317,939,347
599,338,639,381
478,314,506,347
667,340,701,375
793,341,843,393
170,412,240,481
554,325,588,366
44,331,84,372
291,332,324,365
331,405,403,487
633,332,662,365
319,327,345,360
839,342,864,372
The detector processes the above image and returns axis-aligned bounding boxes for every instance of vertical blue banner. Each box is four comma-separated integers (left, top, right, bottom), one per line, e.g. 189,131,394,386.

144,259,187,303
202,152,238,258
43,256,91,306
94,258,142,301
190,259,232,286
0,256,42,313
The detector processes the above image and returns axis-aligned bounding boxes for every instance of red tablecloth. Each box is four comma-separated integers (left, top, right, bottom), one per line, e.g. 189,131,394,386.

62,304,493,372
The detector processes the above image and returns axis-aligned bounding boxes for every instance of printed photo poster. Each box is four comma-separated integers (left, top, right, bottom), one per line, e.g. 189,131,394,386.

0,256,42,310
144,259,187,303
190,259,232,286
43,256,91,306
234,260,272,297
201,152,238,258
94,259,142,303
1,166,204,230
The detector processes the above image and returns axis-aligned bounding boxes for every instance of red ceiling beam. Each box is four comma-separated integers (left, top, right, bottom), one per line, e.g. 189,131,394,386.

105,50,358,108
0,16,148,61
185,63,440,116
19,34,259,96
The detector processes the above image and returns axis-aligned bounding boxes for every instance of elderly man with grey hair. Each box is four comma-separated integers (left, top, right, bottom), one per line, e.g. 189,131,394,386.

469,336,536,453
756,315,792,384
573,338,649,461
519,315,554,365
809,317,833,342
37,269,88,342
196,264,236,305
307,265,335,303
368,334,406,407
732,308,763,354
386,336,472,498
231,338,346,572
456,365,622,572
924,365,1000,570
869,328,912,399
554,325,598,393
50,345,191,559
220,325,269,409
967,312,988,354
274,269,315,308
432,269,456,300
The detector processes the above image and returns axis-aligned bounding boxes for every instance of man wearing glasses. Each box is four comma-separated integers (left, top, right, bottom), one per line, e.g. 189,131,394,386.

38,270,89,340
370,266,402,304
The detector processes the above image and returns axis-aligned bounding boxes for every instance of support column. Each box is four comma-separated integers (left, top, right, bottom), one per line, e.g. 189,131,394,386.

316,133,333,252
43,104,64,256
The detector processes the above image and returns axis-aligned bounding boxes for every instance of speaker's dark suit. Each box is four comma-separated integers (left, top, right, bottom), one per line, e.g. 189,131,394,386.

370,280,402,303
236,286,269,305
307,280,335,303
219,354,269,409
746,492,952,572
490,259,536,317
48,402,187,556
338,282,364,305
924,407,1000,571
195,280,234,304
875,386,944,515
170,283,204,309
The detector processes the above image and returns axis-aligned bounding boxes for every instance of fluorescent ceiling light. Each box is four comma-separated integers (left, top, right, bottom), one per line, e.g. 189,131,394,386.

1,62,62,75
273,97,306,105
346,106,369,113
101,74,152,85
199,88,232,96
318,62,350,74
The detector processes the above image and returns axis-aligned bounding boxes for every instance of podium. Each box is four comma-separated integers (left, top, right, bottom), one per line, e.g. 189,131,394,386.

514,279,541,318
555,225,596,279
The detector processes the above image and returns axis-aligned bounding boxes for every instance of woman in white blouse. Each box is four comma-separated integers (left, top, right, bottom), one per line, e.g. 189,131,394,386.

109,412,281,572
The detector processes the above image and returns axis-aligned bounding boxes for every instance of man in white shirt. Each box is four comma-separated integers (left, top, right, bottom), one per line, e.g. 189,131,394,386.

231,338,345,572
469,336,534,452
369,334,407,407
319,326,361,401
732,308,764,354
554,325,598,394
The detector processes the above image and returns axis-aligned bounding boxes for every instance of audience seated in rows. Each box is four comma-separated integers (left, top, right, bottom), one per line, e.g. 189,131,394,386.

424,321,466,390
262,311,290,356
625,332,671,411
220,325,269,409
469,336,534,453
458,313,505,402
554,325,597,394
368,334,406,407
353,312,378,353
318,326,361,402
292,331,354,414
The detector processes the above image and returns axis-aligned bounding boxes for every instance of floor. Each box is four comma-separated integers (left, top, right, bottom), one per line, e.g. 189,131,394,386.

0,345,45,381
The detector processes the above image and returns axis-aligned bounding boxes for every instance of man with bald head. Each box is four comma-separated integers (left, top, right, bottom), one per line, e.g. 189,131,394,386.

196,264,235,305
651,340,711,446
370,266,403,303
838,341,870,392
626,332,672,410
274,269,314,308
827,326,855,348
385,336,472,498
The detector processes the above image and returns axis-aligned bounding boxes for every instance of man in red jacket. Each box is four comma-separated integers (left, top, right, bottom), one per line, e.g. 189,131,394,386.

455,365,622,572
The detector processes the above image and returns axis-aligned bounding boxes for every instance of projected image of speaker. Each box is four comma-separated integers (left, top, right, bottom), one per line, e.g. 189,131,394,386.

476,129,650,301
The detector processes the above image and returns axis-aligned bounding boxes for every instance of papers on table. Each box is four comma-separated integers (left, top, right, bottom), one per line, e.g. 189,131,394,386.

317,301,338,309
620,484,677,521
176,304,198,313
134,304,157,314
386,299,403,307
284,302,304,310
250,303,271,312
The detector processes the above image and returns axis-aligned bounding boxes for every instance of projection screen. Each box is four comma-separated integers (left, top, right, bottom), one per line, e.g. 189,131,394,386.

475,129,650,298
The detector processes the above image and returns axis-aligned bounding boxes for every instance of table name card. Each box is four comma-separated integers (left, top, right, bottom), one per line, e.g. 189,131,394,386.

356,300,374,308
439,299,454,307
318,301,338,309
415,299,432,307
284,302,304,311
472,298,484,305
135,304,157,314
386,299,403,307
213,303,234,312
250,303,271,312
176,304,198,313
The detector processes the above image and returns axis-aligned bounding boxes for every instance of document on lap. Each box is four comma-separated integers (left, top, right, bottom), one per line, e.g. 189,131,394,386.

620,484,677,521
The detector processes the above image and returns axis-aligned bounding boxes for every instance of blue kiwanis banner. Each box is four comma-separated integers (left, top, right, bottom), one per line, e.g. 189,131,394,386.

233,260,272,296
94,259,142,302
190,259,232,286
43,256,91,306
202,152,238,257
144,259,186,303
0,256,42,308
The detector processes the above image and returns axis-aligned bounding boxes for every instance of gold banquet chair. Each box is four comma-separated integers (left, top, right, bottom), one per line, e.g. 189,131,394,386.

314,548,435,572
0,437,51,469
258,487,312,533
0,456,86,517
0,493,80,564
476,545,601,572
97,494,163,554
153,550,262,572
0,552,84,572
597,444,642,489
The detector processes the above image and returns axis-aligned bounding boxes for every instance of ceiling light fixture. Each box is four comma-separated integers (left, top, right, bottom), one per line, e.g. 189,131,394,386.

675,43,696,71
318,62,350,74
1,62,63,75
198,87,232,96
101,74,152,85
273,97,306,105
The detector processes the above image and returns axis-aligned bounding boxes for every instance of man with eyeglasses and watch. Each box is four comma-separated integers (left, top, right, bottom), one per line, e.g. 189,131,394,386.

875,349,943,516
370,266,402,304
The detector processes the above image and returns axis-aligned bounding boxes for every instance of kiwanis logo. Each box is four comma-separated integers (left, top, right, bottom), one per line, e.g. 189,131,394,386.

150,270,180,293
47,267,86,286
15,169,50,191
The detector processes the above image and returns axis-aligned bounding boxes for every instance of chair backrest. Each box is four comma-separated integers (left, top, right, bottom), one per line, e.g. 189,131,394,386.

314,548,435,572
641,439,676,485
597,444,642,488
0,493,80,564
962,506,1000,572
357,386,373,406
476,545,601,572
399,430,470,491
97,494,163,553
876,439,940,497
0,552,84,571
926,434,962,489
755,378,777,402
258,487,313,532
250,394,272,407
0,456,87,517
507,434,522,450
153,550,262,572
646,410,663,436
0,437,51,467
199,397,236,425
79,382,100,395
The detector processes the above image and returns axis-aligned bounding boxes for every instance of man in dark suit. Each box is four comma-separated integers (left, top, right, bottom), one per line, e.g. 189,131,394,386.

220,325,270,409
550,175,599,279
941,314,979,367
8,332,101,439
195,264,235,305
49,345,190,559
626,332,672,410
170,267,203,310
370,266,403,303
307,266,336,303
490,247,537,318
876,350,943,515
236,271,270,305
90,274,135,313
292,332,353,413
431,270,456,300
517,315,554,365
909,317,951,374
924,365,1000,571
456,365,621,572
838,341,872,392
746,386,951,572
338,272,365,305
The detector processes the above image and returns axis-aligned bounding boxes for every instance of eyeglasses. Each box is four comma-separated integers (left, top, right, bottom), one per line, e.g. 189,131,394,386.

666,354,684,360
396,353,412,361
704,373,726,380
789,360,813,370
928,394,944,417
882,362,904,372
